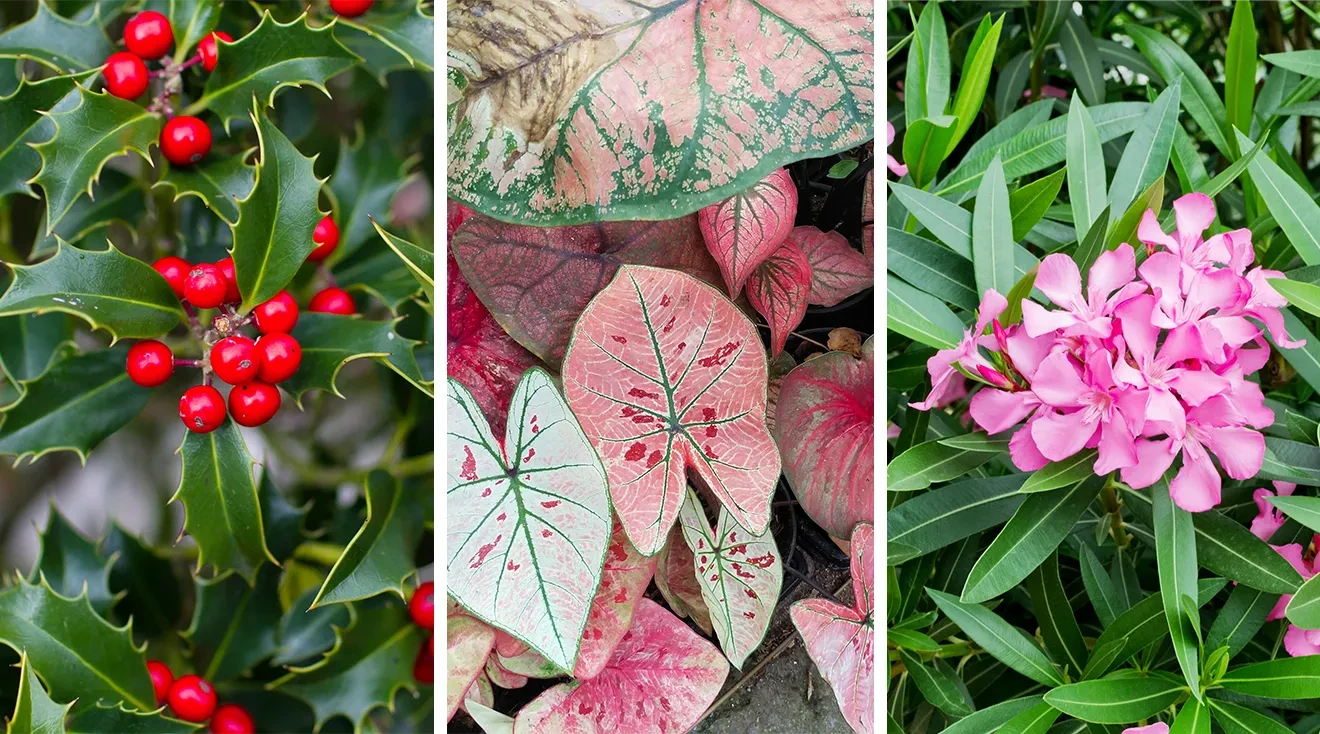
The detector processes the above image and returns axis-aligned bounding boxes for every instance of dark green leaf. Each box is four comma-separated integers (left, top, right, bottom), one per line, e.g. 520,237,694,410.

1153,481,1201,698
888,439,997,493
1079,542,1122,628
0,74,81,200
8,651,72,734
1126,24,1230,156
28,509,115,616
274,587,355,667
153,152,256,226
372,221,432,304
1043,676,1185,724
887,628,940,652
258,470,309,563
66,703,200,734
1058,15,1105,106
1108,80,1179,221
1027,552,1088,676
312,471,425,608
1067,96,1107,242
1207,699,1292,734
336,247,423,314
283,313,431,403
1224,0,1257,138
1220,656,1320,699
328,132,415,260
972,154,1018,297
32,169,146,259
0,311,72,386
1206,585,1276,658
995,701,1060,734
1019,451,1097,494
938,695,1046,734
898,649,973,717
887,475,1027,560
338,1,432,73
0,3,112,73
182,566,282,682
102,524,183,637
1238,128,1320,266
913,1,949,118
1170,699,1211,734
886,228,977,311
1009,168,1066,242
1082,579,1225,680
926,587,1064,687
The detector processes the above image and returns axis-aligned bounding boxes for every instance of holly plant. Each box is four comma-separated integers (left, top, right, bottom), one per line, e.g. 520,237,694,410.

0,1,435,732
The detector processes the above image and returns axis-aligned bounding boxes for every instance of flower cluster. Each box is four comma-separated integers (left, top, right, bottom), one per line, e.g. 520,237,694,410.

912,193,1301,513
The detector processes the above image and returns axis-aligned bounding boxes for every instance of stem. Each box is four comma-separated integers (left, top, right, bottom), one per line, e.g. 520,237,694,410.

175,359,202,368
783,565,844,606
1101,477,1132,549
392,453,434,478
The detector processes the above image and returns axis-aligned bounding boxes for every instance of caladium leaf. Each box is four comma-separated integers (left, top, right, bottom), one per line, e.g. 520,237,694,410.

654,525,714,635
514,598,730,734
28,508,116,616
32,170,147,259
9,651,73,734
183,566,282,682
791,523,874,734
328,132,416,260
678,487,783,668
563,265,781,555
448,0,872,224
0,3,112,73
0,73,81,200
284,313,430,404
791,226,874,307
574,521,659,680
447,614,496,722
152,151,256,226
699,168,799,296
337,1,433,72
374,220,433,304
774,336,874,539
139,0,221,64
746,241,812,357
312,471,426,608
446,368,612,673
449,213,720,367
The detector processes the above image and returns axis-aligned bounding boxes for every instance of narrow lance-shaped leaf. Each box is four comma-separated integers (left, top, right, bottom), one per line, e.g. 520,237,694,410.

746,240,811,357
897,649,972,717
1068,96,1107,242
886,228,977,311
1008,168,1065,243
312,471,427,608
902,115,957,189
886,475,1028,560
1043,676,1186,725
926,587,1064,687
1059,14,1106,106
887,274,963,350
1126,24,1230,157
1083,578,1226,680
1237,128,1320,267
945,15,1003,154
1108,79,1180,221
1225,0,1257,138
1026,552,1088,676
1154,479,1201,699
972,154,1015,298
698,168,798,297
1208,698,1292,734
0,3,112,73
1219,656,1320,699
573,521,658,680
888,439,997,493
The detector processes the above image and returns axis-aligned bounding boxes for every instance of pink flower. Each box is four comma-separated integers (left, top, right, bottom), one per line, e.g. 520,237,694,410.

1027,348,1144,474
887,122,908,178
1122,724,1169,734
910,291,1007,411
1022,244,1145,339
1251,482,1297,541
1268,542,1317,622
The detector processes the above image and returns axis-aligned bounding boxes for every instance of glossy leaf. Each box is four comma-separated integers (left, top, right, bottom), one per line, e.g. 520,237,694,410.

1026,553,1088,676
374,221,432,304
1224,0,1257,138
790,225,873,307
939,696,1047,734
1019,451,1097,494
312,471,425,607
28,509,115,616
946,15,1003,154
746,241,811,356
1083,579,1226,680
283,313,430,404
926,587,1063,686
447,614,496,723
898,649,972,717
887,274,962,350
1108,79,1180,220
1043,676,1185,724
8,651,72,734
1127,24,1230,157
183,566,282,681
574,521,658,680
1154,481,1201,698
699,168,798,296
65,704,198,734
273,587,353,668
902,115,957,189
888,439,995,493
1067,96,1107,242
140,0,221,64
1008,168,1065,243
102,524,184,636
1238,128,1320,267
972,154,1013,300
653,526,713,635
32,170,146,259
1208,699,1291,734
886,228,977,311
0,4,111,73
1219,656,1320,699
152,152,256,226
328,132,415,260
1059,14,1105,106
886,475,1027,560
337,1,433,72
0,74,81,200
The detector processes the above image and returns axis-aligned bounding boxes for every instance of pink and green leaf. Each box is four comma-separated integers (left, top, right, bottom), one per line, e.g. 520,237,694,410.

699,168,799,296
574,520,659,680
654,526,714,635
446,368,612,673
791,226,873,307
746,241,813,357
562,265,780,555
447,613,496,722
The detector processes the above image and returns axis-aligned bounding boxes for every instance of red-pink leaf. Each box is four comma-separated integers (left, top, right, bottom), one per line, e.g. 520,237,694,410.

574,521,658,680
448,200,475,240
496,645,560,680
790,524,874,734
745,241,812,357
514,598,729,734
765,351,797,433
562,265,780,555
677,488,782,668
494,629,529,659
790,226,872,307
485,655,528,690
861,172,873,264
462,670,495,714
654,526,713,635
699,168,798,296
448,614,496,722
773,336,873,539
450,214,721,368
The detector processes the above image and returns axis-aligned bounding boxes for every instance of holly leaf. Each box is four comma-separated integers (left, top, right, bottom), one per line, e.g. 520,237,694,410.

0,3,112,73
65,703,199,734
653,525,713,635
0,576,156,712
574,521,658,680
373,220,432,304
172,418,276,584
746,240,812,357
8,651,73,734
27,508,116,616
336,246,421,314
139,0,221,64
184,11,359,129
791,226,873,307
32,170,146,259
30,86,161,232
562,265,780,555
273,587,353,667
448,0,872,224
447,614,495,723
699,168,798,296
311,471,425,608
337,0,433,73
327,131,415,260
182,566,281,682
0,311,72,386
0,346,150,465
259,470,309,562
102,524,184,637
284,313,430,403
0,243,185,341
0,73,82,200
230,101,327,312
152,151,256,226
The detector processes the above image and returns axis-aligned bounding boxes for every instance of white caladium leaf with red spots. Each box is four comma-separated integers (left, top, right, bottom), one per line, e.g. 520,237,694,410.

514,598,730,734
746,240,813,357
654,526,713,635
774,336,874,539
448,613,496,722
677,488,782,668
790,226,873,307
448,1,873,225
699,168,799,296
446,367,612,673
451,214,721,367
562,265,781,556
791,524,874,734
766,351,797,433
574,521,659,680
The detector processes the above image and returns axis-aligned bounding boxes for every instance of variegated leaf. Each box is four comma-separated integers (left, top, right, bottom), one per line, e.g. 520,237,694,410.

766,350,797,433
698,168,798,296
791,226,873,306
746,241,812,357
574,520,658,680
654,525,713,635
447,613,496,722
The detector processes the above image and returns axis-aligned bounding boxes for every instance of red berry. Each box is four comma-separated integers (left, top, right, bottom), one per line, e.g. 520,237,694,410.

167,675,217,723
211,336,260,385
229,381,280,427
103,52,149,100
308,287,356,315
124,11,174,60
253,291,298,334
413,637,433,684
152,256,191,299
408,581,434,630
216,257,241,304
198,31,232,73
160,116,212,166
329,0,374,17
127,340,174,388
184,263,227,308
210,703,255,734
255,333,301,383
179,386,226,434
308,216,339,262
146,660,173,706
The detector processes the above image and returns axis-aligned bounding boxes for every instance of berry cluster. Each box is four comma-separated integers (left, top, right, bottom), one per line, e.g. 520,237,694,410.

408,581,435,684
147,661,253,733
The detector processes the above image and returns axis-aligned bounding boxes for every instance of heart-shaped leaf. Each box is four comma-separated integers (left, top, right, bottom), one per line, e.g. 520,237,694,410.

678,487,783,668
0,3,112,73
448,0,871,224
790,226,873,307
446,368,611,673
312,471,426,608
699,168,798,296
139,0,221,64
790,523,875,734
9,651,73,734
774,336,874,539
654,526,713,635
514,598,729,733
182,566,282,681
746,241,812,357
328,132,415,260
284,313,430,403
28,509,116,617
562,265,781,554
574,521,658,680
449,213,720,367
153,151,256,226
0,74,81,200
336,1,433,72
447,613,496,722
374,220,432,304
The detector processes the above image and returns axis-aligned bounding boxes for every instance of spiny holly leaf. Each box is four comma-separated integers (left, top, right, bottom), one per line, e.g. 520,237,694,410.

0,311,72,386
373,220,432,303
338,247,426,314
32,170,146,259
0,243,185,341
185,11,359,128
230,101,327,313
791,523,874,734
327,132,415,260
0,3,112,73
774,336,874,539
8,651,72,734
678,487,782,668
269,604,422,733
284,313,430,404
448,0,872,224
337,0,433,73
0,576,156,712
765,350,796,433
654,525,713,635
746,240,812,357
182,566,281,682
28,508,116,616
30,86,161,232
258,470,309,562
311,471,426,608
449,212,721,367
699,168,799,296
0,346,150,466
139,0,221,64
447,368,611,673
791,226,873,307
65,703,199,734
562,265,780,555
273,587,354,667
172,418,275,584
152,151,256,226
101,523,183,637
514,598,729,733
0,73,81,200
574,521,658,680
447,613,495,723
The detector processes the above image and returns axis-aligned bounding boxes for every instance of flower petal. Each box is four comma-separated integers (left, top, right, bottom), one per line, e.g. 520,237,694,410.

1031,409,1098,461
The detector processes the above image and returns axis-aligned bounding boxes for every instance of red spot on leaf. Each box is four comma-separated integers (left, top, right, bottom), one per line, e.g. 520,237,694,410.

733,563,755,579
507,560,520,571
609,543,628,562
677,341,686,352
729,532,738,542
698,341,740,368
709,574,719,581
704,444,719,460
460,446,478,481
662,316,676,333
632,414,656,424
612,335,628,344
706,425,718,437
647,450,663,467
613,588,629,604
523,447,536,463
625,442,647,461
636,701,646,718
628,387,660,400
470,534,501,568
497,512,506,522
620,406,640,418
542,500,561,509
746,553,776,568
541,529,552,538
579,702,593,715
745,588,759,599
728,543,747,555
697,539,704,549
661,294,672,307
702,407,716,421
481,487,492,498
743,611,756,619
660,697,671,712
